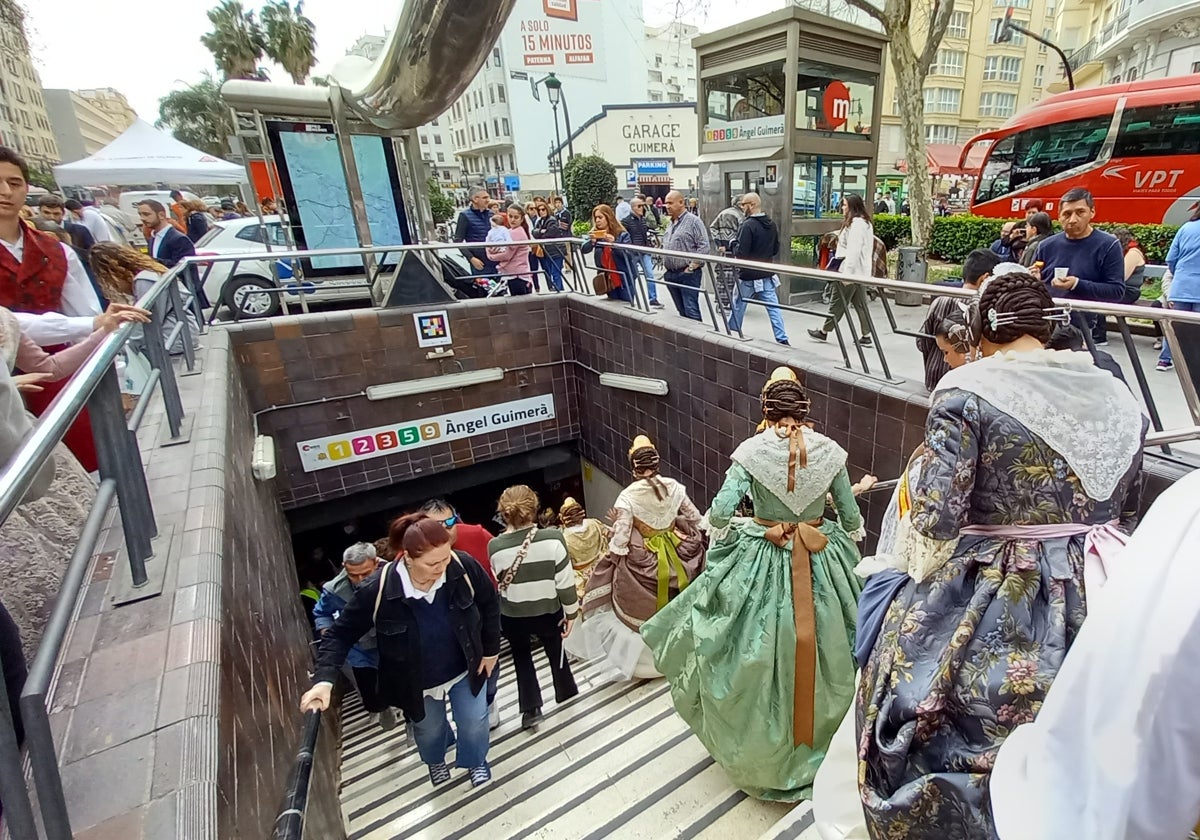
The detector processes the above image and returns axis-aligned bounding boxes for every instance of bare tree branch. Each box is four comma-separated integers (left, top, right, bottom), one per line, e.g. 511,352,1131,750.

842,0,889,27
919,0,956,72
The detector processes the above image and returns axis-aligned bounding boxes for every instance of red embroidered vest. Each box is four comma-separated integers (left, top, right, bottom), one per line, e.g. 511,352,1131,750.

0,225,68,314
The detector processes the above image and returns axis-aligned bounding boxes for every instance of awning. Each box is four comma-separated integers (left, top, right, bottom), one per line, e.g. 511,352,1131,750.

896,143,983,177
637,175,673,185
694,146,784,164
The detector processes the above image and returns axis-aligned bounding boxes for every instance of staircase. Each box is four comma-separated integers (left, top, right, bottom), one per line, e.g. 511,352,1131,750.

337,646,819,839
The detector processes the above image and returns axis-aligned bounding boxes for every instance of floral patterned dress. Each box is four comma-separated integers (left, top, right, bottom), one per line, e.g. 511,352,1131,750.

856,387,1144,840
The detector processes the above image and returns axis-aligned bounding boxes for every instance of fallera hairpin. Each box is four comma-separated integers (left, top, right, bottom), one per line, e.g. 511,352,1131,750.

988,308,1020,329
1042,306,1071,324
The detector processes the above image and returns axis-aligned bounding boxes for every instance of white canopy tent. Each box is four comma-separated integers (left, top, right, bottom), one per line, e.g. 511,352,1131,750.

53,118,247,186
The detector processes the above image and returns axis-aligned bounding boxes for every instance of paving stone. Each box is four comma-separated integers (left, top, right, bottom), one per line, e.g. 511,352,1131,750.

142,792,177,840
60,733,154,832
93,597,173,648
72,805,145,840
64,676,161,762
78,630,168,699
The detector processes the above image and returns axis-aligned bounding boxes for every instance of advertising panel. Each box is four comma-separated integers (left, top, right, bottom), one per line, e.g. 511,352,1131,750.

516,0,605,81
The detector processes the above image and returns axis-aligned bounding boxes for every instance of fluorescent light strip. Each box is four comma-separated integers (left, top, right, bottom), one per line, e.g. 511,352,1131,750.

366,368,506,400
598,372,669,396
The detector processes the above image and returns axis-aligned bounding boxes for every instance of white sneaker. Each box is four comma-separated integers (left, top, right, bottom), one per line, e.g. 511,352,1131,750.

489,702,501,730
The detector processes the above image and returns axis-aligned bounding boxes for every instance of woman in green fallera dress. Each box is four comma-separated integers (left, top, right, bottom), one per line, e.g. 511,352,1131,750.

641,366,865,802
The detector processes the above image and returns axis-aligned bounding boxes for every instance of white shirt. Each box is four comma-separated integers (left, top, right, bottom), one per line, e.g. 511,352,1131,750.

150,226,167,259
79,207,114,244
1,230,102,346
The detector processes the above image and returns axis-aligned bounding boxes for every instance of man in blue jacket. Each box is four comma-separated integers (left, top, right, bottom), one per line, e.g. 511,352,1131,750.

312,542,396,731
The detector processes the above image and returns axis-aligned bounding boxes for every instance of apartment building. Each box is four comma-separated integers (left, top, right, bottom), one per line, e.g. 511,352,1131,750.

1052,0,1200,92
0,25,59,170
645,21,699,103
44,88,136,164
876,0,1054,166
346,33,462,189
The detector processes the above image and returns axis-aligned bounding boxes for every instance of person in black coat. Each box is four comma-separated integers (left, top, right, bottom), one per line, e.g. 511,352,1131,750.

136,199,209,308
301,514,501,789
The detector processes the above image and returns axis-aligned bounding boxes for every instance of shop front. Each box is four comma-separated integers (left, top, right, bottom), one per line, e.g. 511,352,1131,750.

554,103,699,201
694,7,887,293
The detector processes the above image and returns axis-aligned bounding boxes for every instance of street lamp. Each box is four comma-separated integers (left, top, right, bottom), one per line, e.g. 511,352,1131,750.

543,73,574,159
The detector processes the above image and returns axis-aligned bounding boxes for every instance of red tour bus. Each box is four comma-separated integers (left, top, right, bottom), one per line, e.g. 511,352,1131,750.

962,74,1200,225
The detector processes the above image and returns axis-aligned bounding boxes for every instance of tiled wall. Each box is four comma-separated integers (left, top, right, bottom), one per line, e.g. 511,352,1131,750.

227,295,1184,541
226,298,580,509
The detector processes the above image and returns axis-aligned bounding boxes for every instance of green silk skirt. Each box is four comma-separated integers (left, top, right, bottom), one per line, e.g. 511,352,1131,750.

641,518,862,801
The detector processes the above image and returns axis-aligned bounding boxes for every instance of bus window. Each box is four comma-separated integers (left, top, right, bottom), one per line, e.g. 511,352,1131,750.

1113,102,1200,157
976,135,1014,201
1009,115,1111,192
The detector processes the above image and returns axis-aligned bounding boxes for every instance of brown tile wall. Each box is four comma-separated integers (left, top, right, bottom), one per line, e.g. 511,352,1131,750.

226,297,580,509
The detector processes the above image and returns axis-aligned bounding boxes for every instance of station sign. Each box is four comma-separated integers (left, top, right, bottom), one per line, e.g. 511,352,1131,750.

703,115,785,144
296,394,557,473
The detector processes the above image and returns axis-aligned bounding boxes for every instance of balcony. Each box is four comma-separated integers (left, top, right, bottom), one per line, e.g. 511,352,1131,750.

1091,0,1200,64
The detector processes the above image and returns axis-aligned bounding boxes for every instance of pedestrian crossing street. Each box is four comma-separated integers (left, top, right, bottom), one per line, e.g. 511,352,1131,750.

337,644,821,839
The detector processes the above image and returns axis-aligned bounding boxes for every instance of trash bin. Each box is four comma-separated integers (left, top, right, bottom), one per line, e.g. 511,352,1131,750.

894,246,927,306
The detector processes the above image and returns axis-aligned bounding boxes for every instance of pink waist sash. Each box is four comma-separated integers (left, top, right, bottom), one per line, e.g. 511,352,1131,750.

959,521,1126,591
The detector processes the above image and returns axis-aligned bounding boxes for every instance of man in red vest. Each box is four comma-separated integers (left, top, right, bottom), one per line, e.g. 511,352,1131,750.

0,147,104,471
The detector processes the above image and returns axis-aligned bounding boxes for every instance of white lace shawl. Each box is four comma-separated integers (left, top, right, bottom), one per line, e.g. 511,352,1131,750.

730,427,847,515
933,348,1144,501
615,476,692,532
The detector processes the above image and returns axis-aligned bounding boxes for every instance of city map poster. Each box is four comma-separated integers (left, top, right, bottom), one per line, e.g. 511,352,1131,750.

266,121,408,274
514,0,605,81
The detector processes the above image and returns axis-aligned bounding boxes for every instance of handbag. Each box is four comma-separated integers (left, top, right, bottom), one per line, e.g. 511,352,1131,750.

532,244,546,259
497,527,538,593
592,273,613,296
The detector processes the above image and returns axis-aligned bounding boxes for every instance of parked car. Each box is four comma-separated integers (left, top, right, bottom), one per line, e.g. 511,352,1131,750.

194,215,373,318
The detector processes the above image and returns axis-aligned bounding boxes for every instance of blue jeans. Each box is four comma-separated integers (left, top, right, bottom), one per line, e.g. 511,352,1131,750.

409,674,490,769
539,253,564,291
1159,300,1200,364
728,277,789,342
633,252,658,302
664,268,702,321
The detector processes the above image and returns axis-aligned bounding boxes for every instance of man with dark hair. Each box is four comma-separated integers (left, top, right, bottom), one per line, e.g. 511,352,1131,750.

137,199,195,269
37,195,94,251
453,188,497,279
917,248,1003,389
1035,187,1125,345
0,146,104,470
70,198,115,244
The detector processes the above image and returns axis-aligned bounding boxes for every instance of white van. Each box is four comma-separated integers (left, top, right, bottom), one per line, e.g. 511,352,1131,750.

118,190,201,246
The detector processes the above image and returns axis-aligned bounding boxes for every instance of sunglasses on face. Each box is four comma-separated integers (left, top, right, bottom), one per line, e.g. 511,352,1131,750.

440,514,458,528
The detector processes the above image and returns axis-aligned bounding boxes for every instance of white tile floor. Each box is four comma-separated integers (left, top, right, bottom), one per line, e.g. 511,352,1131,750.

338,646,819,840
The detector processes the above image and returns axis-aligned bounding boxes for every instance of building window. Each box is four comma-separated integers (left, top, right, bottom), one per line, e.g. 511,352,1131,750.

436,152,445,162
931,49,965,76
925,124,958,144
994,0,1029,6
434,134,442,144
984,56,1022,82
493,118,500,136
649,69,663,83
420,134,429,144
1125,67,1139,82
489,86,495,105
655,53,662,67
649,91,663,102
1034,64,1045,87
1040,28,1051,53
990,18,1026,45
508,154,514,170
470,125,476,142
482,122,489,139
947,11,970,38
431,118,439,126
978,91,1018,117
924,87,961,114
492,47,501,67
497,86,506,103
668,92,683,102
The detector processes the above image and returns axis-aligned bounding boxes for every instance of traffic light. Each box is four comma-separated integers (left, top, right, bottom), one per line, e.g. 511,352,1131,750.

995,6,1015,43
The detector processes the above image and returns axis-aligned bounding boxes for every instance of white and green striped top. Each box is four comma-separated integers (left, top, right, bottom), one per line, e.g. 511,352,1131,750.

488,526,579,619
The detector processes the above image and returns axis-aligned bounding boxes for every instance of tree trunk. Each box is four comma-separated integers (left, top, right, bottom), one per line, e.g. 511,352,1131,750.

891,49,936,253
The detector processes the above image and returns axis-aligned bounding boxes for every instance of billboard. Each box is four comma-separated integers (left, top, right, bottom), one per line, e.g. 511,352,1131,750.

515,0,605,81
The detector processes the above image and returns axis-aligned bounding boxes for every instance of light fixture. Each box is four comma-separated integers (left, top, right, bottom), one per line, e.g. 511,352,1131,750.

544,72,562,106
365,367,505,401
252,435,277,481
599,372,669,396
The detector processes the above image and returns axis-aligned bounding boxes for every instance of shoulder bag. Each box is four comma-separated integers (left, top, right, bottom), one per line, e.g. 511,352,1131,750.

497,527,539,594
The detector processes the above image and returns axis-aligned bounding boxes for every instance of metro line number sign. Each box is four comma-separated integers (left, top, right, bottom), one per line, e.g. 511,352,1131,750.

296,395,557,473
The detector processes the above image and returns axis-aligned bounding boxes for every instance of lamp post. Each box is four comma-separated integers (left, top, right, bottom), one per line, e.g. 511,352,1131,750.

543,73,574,160
548,141,561,195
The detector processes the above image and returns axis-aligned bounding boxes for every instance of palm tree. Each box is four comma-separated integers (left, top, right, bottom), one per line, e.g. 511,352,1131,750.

261,1,318,85
200,0,267,81
157,73,236,158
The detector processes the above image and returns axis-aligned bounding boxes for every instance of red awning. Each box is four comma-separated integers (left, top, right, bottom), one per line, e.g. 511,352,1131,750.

896,143,983,176
637,175,673,185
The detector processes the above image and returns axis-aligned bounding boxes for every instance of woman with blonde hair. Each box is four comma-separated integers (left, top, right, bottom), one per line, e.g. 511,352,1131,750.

581,204,636,302
89,243,199,354
558,497,609,600
488,484,579,731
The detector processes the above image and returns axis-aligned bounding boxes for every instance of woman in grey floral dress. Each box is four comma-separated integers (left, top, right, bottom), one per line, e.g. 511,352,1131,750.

856,272,1147,839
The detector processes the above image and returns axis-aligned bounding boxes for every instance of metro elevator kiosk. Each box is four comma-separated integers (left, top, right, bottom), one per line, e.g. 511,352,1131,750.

694,7,888,298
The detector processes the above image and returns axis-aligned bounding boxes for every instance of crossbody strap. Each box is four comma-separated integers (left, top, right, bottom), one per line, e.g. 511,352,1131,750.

373,561,393,624
497,527,538,593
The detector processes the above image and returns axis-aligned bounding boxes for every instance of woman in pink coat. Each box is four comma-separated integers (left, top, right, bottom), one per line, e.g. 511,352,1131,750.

486,205,534,296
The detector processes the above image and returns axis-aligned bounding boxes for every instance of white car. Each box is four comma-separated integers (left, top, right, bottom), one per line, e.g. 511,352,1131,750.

194,216,373,318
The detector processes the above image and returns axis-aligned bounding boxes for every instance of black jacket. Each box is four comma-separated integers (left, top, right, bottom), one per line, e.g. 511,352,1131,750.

313,551,501,721
152,225,196,269
624,211,651,247
734,214,780,281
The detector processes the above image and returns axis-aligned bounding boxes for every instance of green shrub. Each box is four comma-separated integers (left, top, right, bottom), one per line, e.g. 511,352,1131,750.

1106,223,1177,264
427,178,455,225
571,219,591,236
871,214,912,250
918,214,1179,264
563,155,618,222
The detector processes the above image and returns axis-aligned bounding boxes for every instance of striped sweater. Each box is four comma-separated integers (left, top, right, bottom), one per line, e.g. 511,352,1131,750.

487,527,579,619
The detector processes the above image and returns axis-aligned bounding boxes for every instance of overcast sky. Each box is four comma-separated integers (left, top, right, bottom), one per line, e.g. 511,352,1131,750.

27,0,785,122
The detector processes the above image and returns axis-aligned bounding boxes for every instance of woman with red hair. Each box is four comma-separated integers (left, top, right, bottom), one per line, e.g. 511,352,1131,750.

301,513,501,789
582,203,636,302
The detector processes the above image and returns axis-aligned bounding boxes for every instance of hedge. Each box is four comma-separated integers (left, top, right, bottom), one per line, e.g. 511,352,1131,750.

871,214,1179,264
